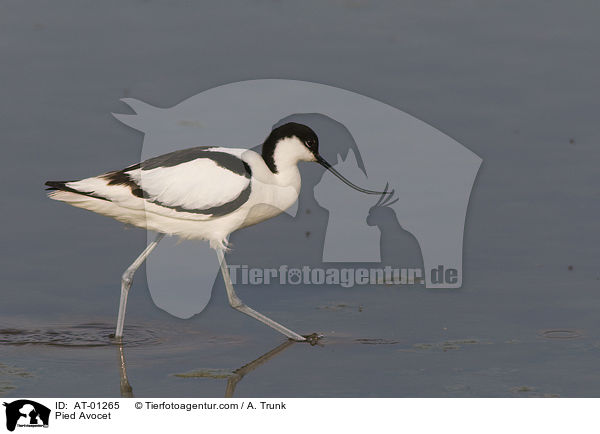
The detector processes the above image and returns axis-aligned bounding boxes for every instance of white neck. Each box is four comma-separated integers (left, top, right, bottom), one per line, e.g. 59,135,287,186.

267,137,314,186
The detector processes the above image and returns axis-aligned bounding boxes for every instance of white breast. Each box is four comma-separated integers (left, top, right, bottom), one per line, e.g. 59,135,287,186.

236,150,301,229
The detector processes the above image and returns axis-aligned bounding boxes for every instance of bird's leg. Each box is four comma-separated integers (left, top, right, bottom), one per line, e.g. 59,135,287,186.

115,233,165,339
215,248,306,342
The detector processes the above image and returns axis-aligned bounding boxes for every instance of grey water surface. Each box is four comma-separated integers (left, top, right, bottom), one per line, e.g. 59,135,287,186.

1,0,599,397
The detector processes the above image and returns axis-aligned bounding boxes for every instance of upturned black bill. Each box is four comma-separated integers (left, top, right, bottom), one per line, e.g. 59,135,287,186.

316,155,391,195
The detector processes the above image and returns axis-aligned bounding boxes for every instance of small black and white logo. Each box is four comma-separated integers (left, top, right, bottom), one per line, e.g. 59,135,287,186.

3,400,50,432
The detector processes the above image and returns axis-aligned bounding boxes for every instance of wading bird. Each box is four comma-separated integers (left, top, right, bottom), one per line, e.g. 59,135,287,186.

45,122,387,341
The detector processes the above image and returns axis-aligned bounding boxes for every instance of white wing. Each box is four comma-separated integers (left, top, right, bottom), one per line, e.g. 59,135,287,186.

61,147,252,221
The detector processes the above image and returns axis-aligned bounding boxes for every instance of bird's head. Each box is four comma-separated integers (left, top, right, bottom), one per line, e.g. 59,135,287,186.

262,122,319,171
262,122,390,195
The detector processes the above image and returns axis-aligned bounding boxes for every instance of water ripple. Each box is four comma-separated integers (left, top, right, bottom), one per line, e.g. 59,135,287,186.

539,329,582,340
0,323,160,347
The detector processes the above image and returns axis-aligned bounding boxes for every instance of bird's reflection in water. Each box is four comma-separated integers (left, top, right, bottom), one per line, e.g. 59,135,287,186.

223,340,295,397
116,342,133,398
116,335,320,398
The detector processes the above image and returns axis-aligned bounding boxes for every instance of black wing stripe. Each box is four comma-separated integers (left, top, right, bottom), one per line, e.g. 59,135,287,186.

45,181,111,202
141,147,252,178
147,181,252,216
105,149,252,200
102,166,144,198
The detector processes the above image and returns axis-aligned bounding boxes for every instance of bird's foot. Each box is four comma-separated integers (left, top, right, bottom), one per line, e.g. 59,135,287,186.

300,333,323,346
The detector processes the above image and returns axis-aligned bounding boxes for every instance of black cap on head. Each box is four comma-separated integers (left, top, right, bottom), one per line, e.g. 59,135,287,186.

271,122,318,152
262,122,319,172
